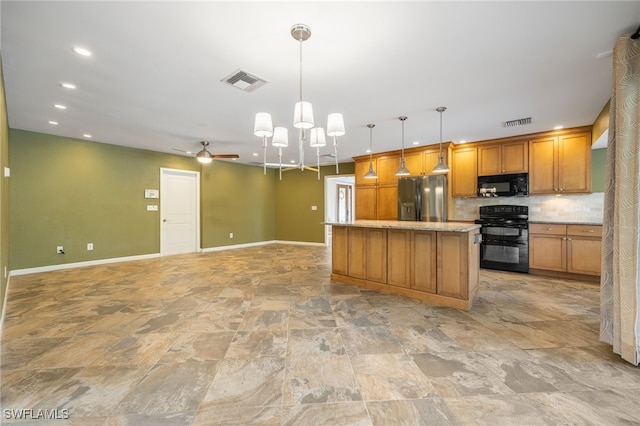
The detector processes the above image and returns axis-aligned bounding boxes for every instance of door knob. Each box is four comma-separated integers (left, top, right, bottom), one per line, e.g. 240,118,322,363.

163,219,168,222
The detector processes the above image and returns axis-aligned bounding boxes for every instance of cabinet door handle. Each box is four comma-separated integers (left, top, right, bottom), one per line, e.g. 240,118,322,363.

584,229,595,233
544,227,552,231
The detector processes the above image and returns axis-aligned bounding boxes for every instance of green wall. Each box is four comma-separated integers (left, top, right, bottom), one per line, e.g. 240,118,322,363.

201,160,276,247
275,163,354,243
592,148,606,193
0,55,9,319
9,130,200,269
10,129,347,270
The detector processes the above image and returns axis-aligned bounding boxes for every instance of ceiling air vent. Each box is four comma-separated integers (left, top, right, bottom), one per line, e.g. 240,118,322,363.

504,117,532,128
222,69,267,92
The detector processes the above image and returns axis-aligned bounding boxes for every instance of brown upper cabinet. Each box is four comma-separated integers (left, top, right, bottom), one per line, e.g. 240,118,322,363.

529,130,591,194
451,145,478,197
403,145,450,176
477,140,528,176
353,145,451,220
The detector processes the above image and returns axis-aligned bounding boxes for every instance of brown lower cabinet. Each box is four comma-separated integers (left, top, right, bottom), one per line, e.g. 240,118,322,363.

529,223,602,279
330,224,480,310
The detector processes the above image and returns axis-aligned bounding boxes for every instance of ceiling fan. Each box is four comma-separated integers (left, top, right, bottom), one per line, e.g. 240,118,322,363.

172,141,240,164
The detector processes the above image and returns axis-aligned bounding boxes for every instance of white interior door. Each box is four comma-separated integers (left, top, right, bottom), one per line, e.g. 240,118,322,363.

160,168,200,255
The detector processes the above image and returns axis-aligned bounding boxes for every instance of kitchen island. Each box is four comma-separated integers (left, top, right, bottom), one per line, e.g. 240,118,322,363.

327,220,482,310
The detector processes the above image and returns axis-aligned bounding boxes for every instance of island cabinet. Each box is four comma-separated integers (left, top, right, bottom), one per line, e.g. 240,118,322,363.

529,130,592,194
529,223,602,280
329,221,481,310
387,229,437,292
477,140,528,176
451,146,478,197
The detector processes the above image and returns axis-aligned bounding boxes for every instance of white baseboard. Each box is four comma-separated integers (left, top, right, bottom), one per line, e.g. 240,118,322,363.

0,275,9,337
272,240,326,247
10,240,327,277
201,239,326,252
200,240,276,253
10,253,161,276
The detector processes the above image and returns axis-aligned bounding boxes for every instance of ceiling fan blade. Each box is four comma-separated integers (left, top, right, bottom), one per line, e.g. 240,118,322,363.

171,147,191,154
211,154,240,159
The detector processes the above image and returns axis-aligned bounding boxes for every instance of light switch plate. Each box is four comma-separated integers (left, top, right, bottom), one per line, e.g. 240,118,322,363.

3,167,10,178
147,205,158,211
144,189,159,199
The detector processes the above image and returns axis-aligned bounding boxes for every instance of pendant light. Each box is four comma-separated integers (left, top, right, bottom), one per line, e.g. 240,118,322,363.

327,113,345,173
253,24,345,175
364,124,378,179
253,112,273,175
310,127,326,180
272,127,288,180
432,106,450,174
395,116,410,176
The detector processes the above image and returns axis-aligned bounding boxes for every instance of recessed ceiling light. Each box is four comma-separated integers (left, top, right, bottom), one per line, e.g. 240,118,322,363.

72,46,92,57
290,160,296,164
459,140,467,144
83,134,92,138
53,104,67,110
252,153,259,157
554,125,564,130
412,141,419,145
186,151,193,155
60,82,76,89
366,149,371,153
48,120,58,125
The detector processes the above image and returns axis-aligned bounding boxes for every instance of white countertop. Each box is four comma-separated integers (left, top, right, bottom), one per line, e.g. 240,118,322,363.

324,220,481,232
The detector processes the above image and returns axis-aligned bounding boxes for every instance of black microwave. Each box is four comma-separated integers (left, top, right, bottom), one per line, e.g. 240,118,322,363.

477,173,528,197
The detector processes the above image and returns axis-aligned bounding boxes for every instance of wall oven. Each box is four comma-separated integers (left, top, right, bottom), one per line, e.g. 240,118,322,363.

474,205,529,273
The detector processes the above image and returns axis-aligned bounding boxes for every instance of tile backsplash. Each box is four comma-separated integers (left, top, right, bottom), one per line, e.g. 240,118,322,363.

453,192,604,223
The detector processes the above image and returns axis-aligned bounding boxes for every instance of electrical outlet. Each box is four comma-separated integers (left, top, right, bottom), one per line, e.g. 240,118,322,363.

87,243,94,251
229,232,234,239
56,246,64,254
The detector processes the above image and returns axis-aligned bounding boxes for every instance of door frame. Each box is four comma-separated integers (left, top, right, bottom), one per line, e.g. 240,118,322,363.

324,174,355,246
160,167,201,255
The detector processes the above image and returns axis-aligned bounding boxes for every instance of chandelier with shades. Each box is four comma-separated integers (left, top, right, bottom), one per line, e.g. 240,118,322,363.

253,24,345,180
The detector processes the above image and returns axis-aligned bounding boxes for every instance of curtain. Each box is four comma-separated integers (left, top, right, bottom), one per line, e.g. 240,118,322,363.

600,32,640,365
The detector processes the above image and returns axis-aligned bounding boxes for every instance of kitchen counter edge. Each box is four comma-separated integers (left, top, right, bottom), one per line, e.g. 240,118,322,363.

324,220,481,232
528,221,603,226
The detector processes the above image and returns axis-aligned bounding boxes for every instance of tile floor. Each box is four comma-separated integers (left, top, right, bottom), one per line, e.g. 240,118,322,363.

1,244,639,425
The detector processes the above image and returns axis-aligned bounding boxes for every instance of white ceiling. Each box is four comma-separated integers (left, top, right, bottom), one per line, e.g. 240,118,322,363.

2,1,637,168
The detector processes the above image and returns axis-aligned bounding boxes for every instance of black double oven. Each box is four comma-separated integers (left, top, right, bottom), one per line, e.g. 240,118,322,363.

474,205,529,273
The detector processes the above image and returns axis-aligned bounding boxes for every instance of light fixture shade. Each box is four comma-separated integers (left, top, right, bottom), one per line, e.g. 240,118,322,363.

272,127,289,148
432,156,450,173
254,112,273,137
395,158,411,176
364,163,377,179
326,113,345,136
293,101,314,129
310,127,326,147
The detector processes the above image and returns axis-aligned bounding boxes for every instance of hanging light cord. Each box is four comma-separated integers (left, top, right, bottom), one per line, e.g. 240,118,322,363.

298,34,304,103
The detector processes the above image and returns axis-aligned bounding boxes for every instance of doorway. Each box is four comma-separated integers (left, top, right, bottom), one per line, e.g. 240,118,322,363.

324,175,355,246
160,168,200,255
